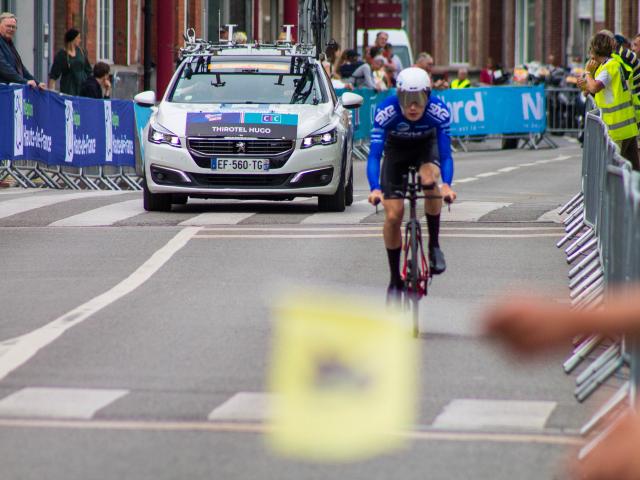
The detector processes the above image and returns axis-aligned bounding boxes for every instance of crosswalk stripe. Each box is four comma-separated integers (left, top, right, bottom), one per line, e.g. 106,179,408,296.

49,199,144,227
0,188,48,196
0,191,125,220
432,399,557,431
0,387,128,419
302,199,373,224
441,201,511,222
208,392,272,422
179,211,258,226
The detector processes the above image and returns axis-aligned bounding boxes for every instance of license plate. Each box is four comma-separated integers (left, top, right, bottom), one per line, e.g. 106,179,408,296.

211,158,269,173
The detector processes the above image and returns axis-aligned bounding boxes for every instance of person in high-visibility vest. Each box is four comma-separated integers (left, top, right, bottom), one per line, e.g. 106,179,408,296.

578,33,639,170
451,68,471,89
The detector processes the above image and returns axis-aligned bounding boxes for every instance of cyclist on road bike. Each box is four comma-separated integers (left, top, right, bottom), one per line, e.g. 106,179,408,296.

367,67,457,295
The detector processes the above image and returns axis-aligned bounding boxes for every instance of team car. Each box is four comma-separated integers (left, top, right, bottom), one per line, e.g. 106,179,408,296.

134,34,363,212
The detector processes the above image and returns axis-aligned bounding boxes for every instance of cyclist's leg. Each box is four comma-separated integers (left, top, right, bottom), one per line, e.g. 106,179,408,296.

418,137,446,273
381,143,408,289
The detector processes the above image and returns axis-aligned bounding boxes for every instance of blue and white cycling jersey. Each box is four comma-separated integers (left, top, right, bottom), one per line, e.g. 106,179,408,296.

366,94,454,191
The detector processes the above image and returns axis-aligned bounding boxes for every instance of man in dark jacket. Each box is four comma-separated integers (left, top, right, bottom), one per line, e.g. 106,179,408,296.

79,62,111,99
0,12,46,88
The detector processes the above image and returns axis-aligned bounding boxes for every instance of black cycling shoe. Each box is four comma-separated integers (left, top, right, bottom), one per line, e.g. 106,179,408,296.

386,282,404,305
429,247,446,275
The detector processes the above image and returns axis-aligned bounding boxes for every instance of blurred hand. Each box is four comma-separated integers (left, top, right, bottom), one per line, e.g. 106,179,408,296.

585,59,599,75
440,184,457,203
572,411,640,480
26,79,37,89
37,82,47,90
483,297,574,354
368,189,383,206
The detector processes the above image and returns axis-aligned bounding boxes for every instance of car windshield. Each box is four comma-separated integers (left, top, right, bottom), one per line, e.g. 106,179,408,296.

168,60,328,105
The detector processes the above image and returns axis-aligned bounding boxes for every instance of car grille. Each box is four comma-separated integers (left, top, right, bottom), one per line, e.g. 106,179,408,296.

189,173,292,188
187,138,294,156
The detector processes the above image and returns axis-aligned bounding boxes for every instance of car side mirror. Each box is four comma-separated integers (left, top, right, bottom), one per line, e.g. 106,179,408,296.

134,91,156,107
340,92,364,110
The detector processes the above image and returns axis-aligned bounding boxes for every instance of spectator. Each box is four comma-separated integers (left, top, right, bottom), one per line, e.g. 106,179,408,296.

218,28,228,42
232,31,247,44
349,55,383,91
371,55,389,91
413,52,434,73
79,61,111,99
451,68,471,89
413,52,447,89
479,57,494,85
338,49,363,80
0,12,46,88
632,34,640,57
545,54,566,87
484,286,640,480
47,28,92,96
615,33,631,50
383,43,403,83
369,31,389,57
578,33,639,170
323,39,341,77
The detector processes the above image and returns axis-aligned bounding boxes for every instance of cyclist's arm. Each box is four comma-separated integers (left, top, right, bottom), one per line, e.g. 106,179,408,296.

367,124,387,191
436,122,454,185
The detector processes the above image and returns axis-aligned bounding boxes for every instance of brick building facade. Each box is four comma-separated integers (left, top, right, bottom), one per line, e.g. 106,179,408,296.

409,0,640,75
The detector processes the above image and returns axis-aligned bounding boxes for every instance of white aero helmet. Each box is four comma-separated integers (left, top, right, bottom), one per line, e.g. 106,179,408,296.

396,67,431,112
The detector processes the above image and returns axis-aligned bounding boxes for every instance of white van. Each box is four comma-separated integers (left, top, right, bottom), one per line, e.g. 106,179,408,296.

356,29,414,70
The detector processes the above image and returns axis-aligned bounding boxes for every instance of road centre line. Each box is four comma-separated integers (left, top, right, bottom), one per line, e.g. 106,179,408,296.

194,233,562,239
476,172,500,178
498,166,520,173
0,417,582,445
0,227,202,382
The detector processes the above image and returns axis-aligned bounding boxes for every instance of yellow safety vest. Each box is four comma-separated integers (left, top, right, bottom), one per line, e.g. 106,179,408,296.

612,52,640,127
594,58,639,141
451,78,470,89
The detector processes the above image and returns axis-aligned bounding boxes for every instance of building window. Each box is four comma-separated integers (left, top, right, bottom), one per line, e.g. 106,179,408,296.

97,0,114,62
515,0,535,65
449,0,469,65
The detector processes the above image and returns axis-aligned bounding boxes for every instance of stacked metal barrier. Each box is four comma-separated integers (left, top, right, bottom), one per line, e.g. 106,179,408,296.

557,109,639,458
0,160,141,191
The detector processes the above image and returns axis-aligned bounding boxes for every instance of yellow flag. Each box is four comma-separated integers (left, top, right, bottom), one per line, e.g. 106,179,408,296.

267,288,418,462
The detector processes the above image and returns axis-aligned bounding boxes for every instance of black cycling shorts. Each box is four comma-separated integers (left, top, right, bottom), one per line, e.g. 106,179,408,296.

380,134,440,200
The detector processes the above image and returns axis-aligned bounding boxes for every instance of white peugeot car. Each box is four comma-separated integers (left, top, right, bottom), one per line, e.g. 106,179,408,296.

134,43,363,212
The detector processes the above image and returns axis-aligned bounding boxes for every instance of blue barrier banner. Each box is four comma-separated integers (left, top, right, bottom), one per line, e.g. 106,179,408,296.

434,86,546,135
134,104,153,159
0,84,136,167
336,86,546,140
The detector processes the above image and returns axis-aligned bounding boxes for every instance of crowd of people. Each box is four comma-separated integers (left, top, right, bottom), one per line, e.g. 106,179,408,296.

0,11,111,99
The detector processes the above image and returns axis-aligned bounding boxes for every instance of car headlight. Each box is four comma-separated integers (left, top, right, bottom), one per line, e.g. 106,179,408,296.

148,123,181,147
301,128,337,149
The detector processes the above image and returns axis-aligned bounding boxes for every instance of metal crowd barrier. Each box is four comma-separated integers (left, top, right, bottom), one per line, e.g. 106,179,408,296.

556,109,640,460
0,160,142,191
546,87,586,135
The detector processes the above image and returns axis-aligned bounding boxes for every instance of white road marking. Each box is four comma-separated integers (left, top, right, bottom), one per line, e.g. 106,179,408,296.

498,166,520,173
208,392,273,422
0,387,128,419
302,199,373,224
453,177,478,184
0,191,125,220
476,172,500,178
432,399,557,431
519,162,537,167
0,227,201,382
49,199,144,227
441,201,510,221
536,207,568,223
179,211,257,226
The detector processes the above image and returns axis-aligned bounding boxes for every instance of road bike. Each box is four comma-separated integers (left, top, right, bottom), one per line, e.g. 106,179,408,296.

401,166,432,338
